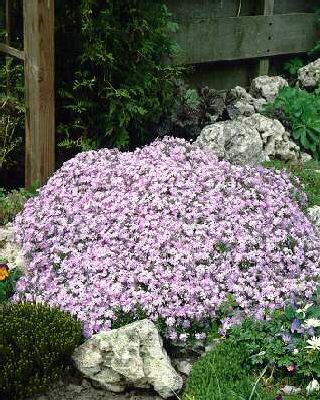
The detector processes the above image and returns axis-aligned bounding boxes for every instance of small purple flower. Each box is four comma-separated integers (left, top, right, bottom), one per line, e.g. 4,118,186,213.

281,332,292,343
275,395,283,400
291,318,301,333
307,327,315,337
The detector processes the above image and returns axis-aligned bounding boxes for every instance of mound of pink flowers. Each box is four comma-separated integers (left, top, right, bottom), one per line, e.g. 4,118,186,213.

13,138,320,339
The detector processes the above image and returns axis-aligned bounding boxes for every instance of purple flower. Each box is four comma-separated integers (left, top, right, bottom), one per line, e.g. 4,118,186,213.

291,318,301,333
11,137,320,340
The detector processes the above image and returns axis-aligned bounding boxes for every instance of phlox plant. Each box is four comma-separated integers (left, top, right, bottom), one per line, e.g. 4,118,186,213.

12,138,320,341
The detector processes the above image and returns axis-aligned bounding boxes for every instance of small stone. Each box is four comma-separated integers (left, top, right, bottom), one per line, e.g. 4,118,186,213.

280,385,302,395
298,59,320,89
308,206,320,231
173,359,193,376
250,76,288,102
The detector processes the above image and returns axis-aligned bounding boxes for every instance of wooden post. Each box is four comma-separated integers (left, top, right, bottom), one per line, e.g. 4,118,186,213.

256,0,274,76
23,0,55,188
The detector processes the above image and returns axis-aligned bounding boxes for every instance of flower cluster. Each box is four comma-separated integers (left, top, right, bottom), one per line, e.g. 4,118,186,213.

12,137,320,339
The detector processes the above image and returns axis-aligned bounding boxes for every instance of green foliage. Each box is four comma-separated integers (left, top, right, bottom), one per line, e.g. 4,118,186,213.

284,58,304,78
155,80,225,139
184,340,275,400
0,302,83,400
263,159,320,208
55,0,182,152
0,59,25,169
263,87,320,159
1,1,182,175
0,261,22,303
0,186,37,225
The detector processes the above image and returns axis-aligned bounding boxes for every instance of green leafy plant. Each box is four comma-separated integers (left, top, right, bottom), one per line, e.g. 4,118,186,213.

0,186,37,225
0,260,22,303
263,87,320,159
284,58,304,78
0,302,83,400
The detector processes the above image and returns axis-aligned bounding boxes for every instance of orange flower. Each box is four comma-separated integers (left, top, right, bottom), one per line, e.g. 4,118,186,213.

0,263,9,281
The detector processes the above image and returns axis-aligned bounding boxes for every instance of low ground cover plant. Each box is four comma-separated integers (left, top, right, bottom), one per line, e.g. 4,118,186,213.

185,290,320,399
12,138,320,340
264,160,320,208
0,186,37,225
0,302,83,400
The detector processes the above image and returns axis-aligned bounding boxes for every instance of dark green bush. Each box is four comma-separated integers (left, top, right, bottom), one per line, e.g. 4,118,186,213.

184,340,275,400
0,302,83,400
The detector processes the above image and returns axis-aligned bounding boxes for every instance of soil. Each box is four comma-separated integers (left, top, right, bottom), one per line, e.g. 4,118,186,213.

29,370,163,400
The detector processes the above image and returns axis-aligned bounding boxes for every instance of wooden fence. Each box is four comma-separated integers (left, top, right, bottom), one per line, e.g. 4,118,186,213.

166,0,319,90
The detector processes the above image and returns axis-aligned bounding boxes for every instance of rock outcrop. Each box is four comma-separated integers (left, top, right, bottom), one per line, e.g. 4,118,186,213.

73,320,183,399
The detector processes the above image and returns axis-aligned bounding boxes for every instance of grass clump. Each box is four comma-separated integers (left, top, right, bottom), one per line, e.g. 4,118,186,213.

184,340,275,400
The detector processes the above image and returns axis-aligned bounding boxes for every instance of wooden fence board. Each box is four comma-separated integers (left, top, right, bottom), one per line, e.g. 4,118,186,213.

275,0,319,14
166,0,258,19
172,13,319,64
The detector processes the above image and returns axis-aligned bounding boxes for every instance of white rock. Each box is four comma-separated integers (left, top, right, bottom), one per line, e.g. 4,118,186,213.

308,206,320,231
172,359,193,376
197,114,300,165
280,385,302,395
298,59,320,89
225,86,266,119
0,223,25,271
72,320,183,399
240,114,300,162
196,119,265,165
250,76,288,102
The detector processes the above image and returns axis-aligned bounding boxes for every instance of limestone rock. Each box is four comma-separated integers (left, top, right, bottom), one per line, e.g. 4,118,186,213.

280,385,302,395
308,206,320,231
196,118,265,165
241,114,300,162
172,358,193,376
250,76,288,102
298,59,320,89
0,223,25,271
225,86,266,119
72,320,183,399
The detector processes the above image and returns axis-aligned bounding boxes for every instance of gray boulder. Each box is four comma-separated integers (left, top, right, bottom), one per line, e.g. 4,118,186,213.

0,223,25,271
241,114,300,162
298,59,320,89
72,320,183,399
196,114,300,166
196,118,265,165
225,86,266,119
308,206,320,231
250,76,288,102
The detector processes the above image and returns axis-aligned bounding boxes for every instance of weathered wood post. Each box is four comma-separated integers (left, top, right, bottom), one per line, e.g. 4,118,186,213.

257,0,275,76
23,0,55,188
